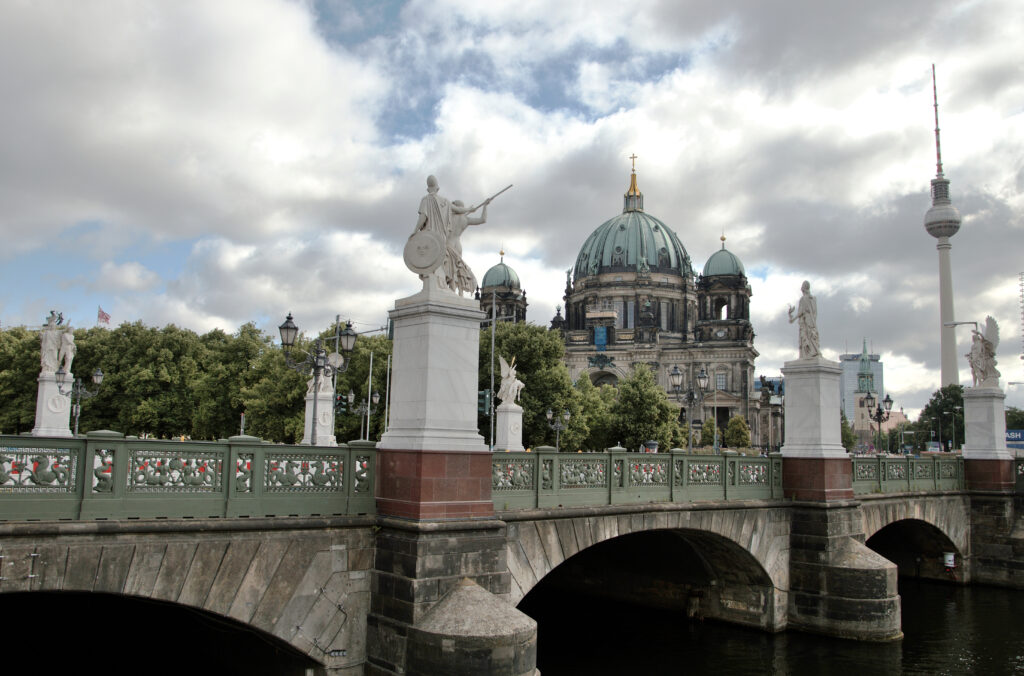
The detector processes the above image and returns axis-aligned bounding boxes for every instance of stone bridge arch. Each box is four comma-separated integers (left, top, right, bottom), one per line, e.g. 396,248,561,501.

503,504,791,631
0,518,375,673
858,495,971,581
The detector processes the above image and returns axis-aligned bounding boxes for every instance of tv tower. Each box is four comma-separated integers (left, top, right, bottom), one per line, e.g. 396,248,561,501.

923,65,962,387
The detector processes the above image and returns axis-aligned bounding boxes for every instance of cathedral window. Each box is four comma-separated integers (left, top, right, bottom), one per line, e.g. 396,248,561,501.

716,373,727,391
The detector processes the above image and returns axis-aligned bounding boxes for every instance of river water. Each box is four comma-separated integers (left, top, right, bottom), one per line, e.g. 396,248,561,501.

522,580,1024,675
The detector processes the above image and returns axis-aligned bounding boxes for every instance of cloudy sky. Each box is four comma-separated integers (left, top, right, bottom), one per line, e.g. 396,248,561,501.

2,0,1022,416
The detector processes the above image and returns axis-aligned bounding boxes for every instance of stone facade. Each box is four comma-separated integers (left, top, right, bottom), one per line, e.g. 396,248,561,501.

558,170,760,439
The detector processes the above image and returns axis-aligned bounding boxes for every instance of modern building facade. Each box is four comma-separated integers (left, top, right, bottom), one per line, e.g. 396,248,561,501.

839,340,884,423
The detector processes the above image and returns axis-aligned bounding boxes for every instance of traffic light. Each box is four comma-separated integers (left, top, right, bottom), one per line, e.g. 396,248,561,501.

335,393,347,413
477,389,491,414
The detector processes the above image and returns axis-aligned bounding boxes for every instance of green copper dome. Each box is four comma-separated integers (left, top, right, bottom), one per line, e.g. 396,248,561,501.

481,257,521,289
573,171,693,281
702,237,745,276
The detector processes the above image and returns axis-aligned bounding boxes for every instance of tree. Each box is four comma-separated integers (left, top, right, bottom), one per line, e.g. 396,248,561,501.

480,323,580,449
0,326,41,434
918,384,964,451
724,415,751,448
574,373,617,451
333,333,393,443
1006,406,1024,431
698,418,717,449
840,411,857,451
609,365,683,452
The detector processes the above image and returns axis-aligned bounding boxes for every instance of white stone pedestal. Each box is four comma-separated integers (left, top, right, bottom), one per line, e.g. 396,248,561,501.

301,390,337,446
378,285,487,452
32,372,72,438
780,357,846,458
494,402,524,452
962,386,1012,460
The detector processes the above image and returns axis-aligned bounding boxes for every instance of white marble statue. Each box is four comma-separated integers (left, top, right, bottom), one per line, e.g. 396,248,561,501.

788,280,820,359
59,328,76,373
446,200,487,295
403,176,511,295
497,355,525,404
306,374,335,395
40,311,63,373
966,315,1000,387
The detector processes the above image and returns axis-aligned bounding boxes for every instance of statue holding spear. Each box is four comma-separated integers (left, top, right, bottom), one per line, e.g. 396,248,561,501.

404,177,513,296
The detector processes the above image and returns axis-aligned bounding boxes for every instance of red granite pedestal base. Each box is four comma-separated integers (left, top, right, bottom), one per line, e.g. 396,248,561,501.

783,457,854,501
964,458,1015,492
375,448,494,520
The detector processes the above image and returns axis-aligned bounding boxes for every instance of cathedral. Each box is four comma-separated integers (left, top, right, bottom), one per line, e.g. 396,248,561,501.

553,165,764,443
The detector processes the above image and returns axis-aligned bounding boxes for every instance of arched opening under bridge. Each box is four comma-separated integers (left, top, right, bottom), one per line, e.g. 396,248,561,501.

866,518,964,583
0,590,322,674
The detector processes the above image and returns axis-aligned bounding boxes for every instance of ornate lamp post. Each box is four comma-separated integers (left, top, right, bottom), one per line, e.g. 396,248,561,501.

55,366,103,436
279,313,356,446
863,392,893,454
350,390,381,440
670,365,707,453
546,408,571,451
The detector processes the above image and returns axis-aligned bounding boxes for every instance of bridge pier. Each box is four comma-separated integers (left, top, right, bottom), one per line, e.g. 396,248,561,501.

788,502,902,640
366,288,537,675
781,356,902,640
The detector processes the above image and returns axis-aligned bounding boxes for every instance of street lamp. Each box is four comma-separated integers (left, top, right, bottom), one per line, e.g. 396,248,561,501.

350,390,381,440
279,313,354,446
546,408,571,451
55,366,104,436
863,392,892,455
947,406,962,452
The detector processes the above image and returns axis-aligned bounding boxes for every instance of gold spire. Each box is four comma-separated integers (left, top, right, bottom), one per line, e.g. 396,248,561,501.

720,234,727,249
626,153,640,196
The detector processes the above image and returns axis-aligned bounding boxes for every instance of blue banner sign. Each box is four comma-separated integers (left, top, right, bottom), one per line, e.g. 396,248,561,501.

1008,430,1024,449
594,326,607,351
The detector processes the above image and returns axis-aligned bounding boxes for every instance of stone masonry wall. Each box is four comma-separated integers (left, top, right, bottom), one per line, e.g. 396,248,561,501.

0,517,376,675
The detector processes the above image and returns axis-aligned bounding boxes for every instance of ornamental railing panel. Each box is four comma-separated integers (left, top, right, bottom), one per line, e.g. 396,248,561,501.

852,455,964,495
491,450,779,510
0,433,376,521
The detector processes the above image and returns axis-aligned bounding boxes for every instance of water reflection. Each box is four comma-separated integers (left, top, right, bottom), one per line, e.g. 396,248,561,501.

520,580,1024,675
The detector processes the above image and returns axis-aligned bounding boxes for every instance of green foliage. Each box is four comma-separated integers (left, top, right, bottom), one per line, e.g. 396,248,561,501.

609,365,683,452
333,333,393,443
574,374,618,451
0,327,40,434
724,415,751,448
840,411,857,451
0,319,389,443
917,384,964,451
1006,407,1024,431
698,418,717,448
480,323,579,449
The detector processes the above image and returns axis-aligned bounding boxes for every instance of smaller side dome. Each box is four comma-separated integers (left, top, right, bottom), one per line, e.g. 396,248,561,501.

481,256,521,289
702,236,745,276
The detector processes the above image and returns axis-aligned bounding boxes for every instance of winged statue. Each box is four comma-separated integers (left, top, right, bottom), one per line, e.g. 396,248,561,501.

496,355,525,404
966,315,1000,387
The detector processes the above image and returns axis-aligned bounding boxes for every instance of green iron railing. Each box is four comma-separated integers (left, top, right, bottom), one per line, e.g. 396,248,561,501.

491,448,784,510
851,454,964,494
0,431,376,520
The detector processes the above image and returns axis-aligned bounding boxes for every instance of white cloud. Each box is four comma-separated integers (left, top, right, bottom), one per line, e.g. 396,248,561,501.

91,262,161,293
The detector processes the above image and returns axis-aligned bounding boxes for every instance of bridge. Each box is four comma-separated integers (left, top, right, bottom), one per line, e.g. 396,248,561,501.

2,431,1021,675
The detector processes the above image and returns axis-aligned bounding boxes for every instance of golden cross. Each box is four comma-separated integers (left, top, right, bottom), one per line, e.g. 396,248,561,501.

629,153,638,172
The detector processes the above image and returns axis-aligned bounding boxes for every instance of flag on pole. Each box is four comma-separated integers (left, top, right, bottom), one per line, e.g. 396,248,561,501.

97,306,111,324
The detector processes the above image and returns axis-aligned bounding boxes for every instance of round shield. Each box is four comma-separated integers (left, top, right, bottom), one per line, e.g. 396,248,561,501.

403,230,446,275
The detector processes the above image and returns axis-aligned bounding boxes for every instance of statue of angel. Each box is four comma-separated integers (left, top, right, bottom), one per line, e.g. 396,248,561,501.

966,315,1000,387
496,355,525,404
